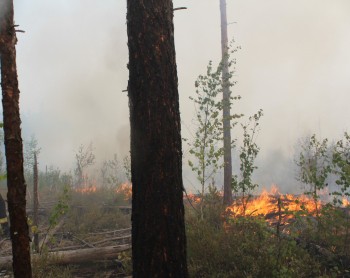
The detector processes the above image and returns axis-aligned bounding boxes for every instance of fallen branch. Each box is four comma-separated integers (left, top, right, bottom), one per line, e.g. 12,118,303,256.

0,244,131,268
71,234,95,248
50,244,88,252
81,227,131,237
92,234,131,246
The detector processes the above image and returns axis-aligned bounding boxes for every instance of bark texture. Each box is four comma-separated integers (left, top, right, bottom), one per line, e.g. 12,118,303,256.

0,1,32,277
127,1,188,277
220,0,233,206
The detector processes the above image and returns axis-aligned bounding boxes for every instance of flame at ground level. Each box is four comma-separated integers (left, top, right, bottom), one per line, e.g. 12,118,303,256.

75,186,97,194
226,185,321,224
115,183,132,201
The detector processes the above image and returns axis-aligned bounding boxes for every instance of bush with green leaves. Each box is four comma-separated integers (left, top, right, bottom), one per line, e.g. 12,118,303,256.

186,209,325,278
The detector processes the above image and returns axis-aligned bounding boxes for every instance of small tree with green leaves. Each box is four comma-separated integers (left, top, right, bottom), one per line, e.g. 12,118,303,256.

332,132,350,204
296,134,332,216
232,110,263,214
187,59,241,218
187,61,223,219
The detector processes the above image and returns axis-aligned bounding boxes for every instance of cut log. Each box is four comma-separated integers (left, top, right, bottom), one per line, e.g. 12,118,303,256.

0,244,131,269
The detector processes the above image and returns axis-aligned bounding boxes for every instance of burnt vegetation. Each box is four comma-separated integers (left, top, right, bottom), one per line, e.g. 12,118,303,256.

1,1,350,278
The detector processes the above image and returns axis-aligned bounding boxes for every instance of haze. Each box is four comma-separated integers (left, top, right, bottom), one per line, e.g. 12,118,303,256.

6,0,350,193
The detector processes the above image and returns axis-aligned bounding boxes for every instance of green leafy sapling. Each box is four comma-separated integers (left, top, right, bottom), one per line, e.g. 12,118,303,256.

187,43,242,218
187,61,225,219
232,109,263,214
296,134,332,216
332,132,350,205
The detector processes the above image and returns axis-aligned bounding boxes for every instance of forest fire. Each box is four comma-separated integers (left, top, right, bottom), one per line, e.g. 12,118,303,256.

226,185,321,224
115,183,132,201
75,186,97,194
184,193,201,204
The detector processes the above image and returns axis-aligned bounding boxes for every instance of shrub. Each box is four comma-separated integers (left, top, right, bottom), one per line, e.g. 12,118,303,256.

186,203,325,277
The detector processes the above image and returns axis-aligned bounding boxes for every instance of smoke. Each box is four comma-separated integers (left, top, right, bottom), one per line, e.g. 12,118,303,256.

8,0,350,193
16,0,129,172
253,148,298,194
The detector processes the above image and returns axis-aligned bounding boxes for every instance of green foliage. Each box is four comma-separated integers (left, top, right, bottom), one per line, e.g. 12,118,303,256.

287,203,350,275
232,110,263,209
188,60,226,186
117,251,132,275
186,208,323,278
332,132,350,203
32,249,73,278
0,173,6,181
187,46,243,217
188,61,227,218
296,134,332,213
293,133,350,276
48,185,70,227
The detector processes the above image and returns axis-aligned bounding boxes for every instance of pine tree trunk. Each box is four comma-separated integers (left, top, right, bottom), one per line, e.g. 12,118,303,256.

220,0,233,206
0,1,33,277
33,153,39,252
127,1,188,277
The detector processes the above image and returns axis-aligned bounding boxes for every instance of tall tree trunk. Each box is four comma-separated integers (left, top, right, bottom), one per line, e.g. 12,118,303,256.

33,153,39,252
127,1,188,277
0,1,33,277
220,0,233,206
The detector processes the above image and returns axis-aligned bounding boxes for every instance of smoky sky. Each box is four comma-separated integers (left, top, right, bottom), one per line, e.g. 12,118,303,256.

7,0,350,192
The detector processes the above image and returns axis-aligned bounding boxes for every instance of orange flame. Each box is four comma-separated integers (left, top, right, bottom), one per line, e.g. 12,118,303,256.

184,193,201,204
75,186,97,194
343,197,350,207
226,185,320,223
116,182,132,201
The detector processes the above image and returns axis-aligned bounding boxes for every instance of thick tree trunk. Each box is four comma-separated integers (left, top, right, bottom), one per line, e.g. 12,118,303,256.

127,1,188,277
0,1,32,277
220,0,233,206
